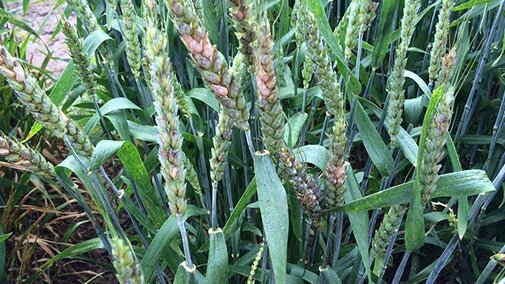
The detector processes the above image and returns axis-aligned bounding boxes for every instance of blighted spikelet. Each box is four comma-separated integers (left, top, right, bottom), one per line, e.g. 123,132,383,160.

62,19,97,98
210,54,247,190
0,47,93,157
0,133,55,178
325,119,348,207
254,19,286,153
279,147,325,222
371,87,455,258
228,0,256,67
167,0,250,131
428,0,453,86
145,20,187,215
421,86,455,203
120,0,142,78
362,1,379,33
254,17,324,221
436,48,456,88
386,0,421,146
370,204,407,258
295,6,347,207
111,238,144,284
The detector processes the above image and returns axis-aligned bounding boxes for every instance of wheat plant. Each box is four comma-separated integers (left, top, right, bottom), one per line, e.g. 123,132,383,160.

0,0,504,283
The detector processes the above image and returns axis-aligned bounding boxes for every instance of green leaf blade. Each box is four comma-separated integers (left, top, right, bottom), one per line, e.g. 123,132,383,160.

354,100,394,176
254,151,288,284
204,228,228,284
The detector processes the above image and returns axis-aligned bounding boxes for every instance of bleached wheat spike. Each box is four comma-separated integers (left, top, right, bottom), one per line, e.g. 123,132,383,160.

167,0,250,131
254,16,324,222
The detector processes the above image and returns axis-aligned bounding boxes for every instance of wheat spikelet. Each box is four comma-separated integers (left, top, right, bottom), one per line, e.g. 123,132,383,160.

209,54,248,192
183,154,202,195
324,121,348,207
0,133,55,178
362,1,379,32
295,6,343,117
278,147,324,221
273,46,287,88
254,17,324,221
436,48,456,88
62,19,97,99
142,3,191,119
371,86,455,258
370,204,407,258
210,109,233,191
192,0,204,20
428,0,453,86
107,0,117,12
67,0,101,33
145,10,194,268
294,6,347,207
386,0,421,146
254,19,286,153
334,6,350,43
247,242,264,284
421,86,455,203
302,54,314,90
111,238,144,284
167,0,250,131
0,47,93,157
171,70,192,118
120,0,142,78
344,0,365,60
144,20,187,215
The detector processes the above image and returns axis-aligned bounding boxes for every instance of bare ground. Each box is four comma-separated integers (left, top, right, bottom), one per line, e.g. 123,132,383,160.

6,0,74,74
